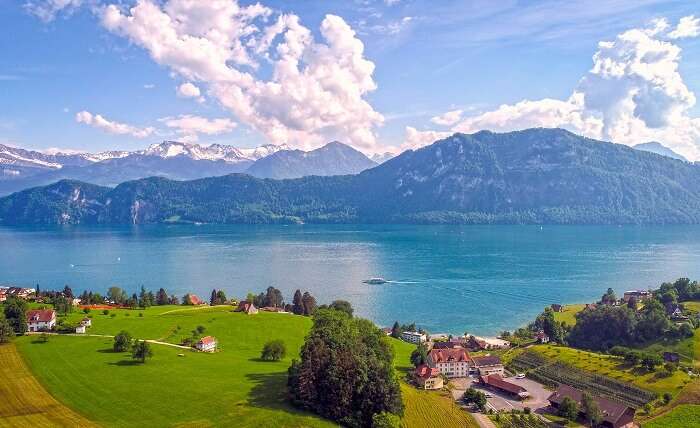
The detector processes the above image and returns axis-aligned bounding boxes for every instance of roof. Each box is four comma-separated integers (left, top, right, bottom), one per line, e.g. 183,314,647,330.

402,331,424,337
428,348,471,363
198,336,216,345
548,385,634,425
472,355,502,367
481,374,527,395
189,294,203,305
414,364,440,379
26,309,55,323
432,341,460,349
236,301,256,311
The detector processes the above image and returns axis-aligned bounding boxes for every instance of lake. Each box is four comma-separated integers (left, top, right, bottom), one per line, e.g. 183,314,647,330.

2,224,700,335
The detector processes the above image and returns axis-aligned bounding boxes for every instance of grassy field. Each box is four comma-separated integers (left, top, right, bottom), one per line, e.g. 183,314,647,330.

0,342,96,428
644,404,700,428
13,305,477,427
552,304,585,327
531,344,691,397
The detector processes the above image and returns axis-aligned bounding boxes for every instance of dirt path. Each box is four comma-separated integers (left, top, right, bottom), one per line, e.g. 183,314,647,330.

471,412,497,428
25,332,191,350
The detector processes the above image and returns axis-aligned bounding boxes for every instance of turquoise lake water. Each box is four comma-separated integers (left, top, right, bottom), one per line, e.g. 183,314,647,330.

2,224,700,335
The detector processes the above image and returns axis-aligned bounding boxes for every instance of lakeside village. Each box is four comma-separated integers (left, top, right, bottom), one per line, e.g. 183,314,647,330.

2,279,700,428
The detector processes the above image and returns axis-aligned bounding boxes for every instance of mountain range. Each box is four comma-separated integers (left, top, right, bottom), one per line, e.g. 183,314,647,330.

632,141,688,162
2,128,700,225
0,140,377,195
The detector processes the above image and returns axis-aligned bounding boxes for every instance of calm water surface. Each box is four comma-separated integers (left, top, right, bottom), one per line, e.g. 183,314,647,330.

2,224,700,335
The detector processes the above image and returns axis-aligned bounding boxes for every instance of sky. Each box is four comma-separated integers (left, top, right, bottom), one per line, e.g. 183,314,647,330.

1,0,700,159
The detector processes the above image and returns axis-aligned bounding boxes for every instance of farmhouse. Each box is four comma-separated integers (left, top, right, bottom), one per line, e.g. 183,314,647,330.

548,385,635,428
535,330,550,343
663,352,680,363
235,301,258,314
623,290,651,303
551,304,563,312
480,374,529,399
401,331,426,344
466,335,509,350
196,336,218,352
472,355,505,376
414,364,443,390
427,348,472,378
26,309,56,332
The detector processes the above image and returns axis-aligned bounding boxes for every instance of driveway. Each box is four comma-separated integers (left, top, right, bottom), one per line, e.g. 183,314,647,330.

469,375,552,413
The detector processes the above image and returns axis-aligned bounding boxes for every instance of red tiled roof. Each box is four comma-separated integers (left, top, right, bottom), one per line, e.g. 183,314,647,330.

198,336,216,345
428,348,471,363
548,385,634,425
414,364,440,379
481,374,527,395
26,309,55,323
189,295,203,305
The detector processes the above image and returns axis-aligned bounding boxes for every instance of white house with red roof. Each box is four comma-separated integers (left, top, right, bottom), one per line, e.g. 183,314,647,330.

26,309,56,332
414,364,443,390
427,348,472,378
196,336,217,352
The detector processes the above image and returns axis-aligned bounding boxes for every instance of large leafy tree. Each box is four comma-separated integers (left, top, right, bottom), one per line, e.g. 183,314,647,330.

410,343,428,367
132,340,153,363
558,397,579,421
328,300,354,317
113,331,132,352
288,309,403,427
3,297,28,334
301,292,317,316
0,318,15,343
156,288,169,306
568,305,636,350
261,340,287,361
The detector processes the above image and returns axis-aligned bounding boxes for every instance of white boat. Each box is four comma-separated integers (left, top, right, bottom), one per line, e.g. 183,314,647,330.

363,277,388,284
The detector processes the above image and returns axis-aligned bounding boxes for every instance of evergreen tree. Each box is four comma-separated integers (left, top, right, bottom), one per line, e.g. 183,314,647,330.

3,297,28,334
62,285,74,299
216,290,227,305
390,321,401,338
292,289,304,315
0,319,15,343
210,289,218,306
156,288,169,305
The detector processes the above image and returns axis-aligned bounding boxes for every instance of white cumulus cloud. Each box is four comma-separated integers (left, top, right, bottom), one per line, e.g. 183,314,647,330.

176,82,204,103
668,15,700,39
414,16,700,160
75,110,155,138
159,114,236,142
430,109,464,126
99,0,383,150
24,0,82,22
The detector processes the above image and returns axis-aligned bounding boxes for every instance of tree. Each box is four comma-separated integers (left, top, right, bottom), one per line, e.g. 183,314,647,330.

410,343,428,367
558,396,579,421
0,319,15,343
627,296,638,310
182,294,193,306
635,299,670,342
261,339,287,361
371,412,400,428
329,300,354,317
624,350,641,365
138,286,152,308
601,288,616,305
38,332,49,343
581,393,602,427
463,387,487,412
113,331,132,352
292,289,304,315
155,288,169,305
216,290,227,305
640,353,663,372
62,285,74,299
390,321,401,339
301,292,317,316
534,308,566,343
4,297,28,334
210,289,218,306
196,325,206,334
132,340,153,363
108,286,127,305
568,306,636,350
288,309,403,427
263,286,284,308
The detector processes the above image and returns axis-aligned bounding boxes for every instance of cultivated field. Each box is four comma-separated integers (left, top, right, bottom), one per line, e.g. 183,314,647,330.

0,343,96,428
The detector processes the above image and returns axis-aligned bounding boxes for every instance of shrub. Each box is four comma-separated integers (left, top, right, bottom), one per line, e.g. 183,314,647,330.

82,308,91,314
261,339,286,361
371,412,400,428
103,309,109,315
113,331,132,352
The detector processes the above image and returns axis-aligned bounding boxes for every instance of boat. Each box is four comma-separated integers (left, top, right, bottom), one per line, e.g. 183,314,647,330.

363,277,388,284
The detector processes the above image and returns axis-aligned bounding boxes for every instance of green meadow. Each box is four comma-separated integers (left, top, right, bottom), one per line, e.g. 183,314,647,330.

13,305,476,427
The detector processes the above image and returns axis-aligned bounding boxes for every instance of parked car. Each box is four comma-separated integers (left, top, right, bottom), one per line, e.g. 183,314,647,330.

516,373,526,379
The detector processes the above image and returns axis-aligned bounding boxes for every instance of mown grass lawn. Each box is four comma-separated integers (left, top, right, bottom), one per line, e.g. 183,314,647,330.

532,344,691,397
552,304,585,327
15,305,478,427
644,404,700,428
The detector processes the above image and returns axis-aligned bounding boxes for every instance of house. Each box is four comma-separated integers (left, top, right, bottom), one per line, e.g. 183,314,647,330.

72,298,82,306
0,288,7,302
414,364,443,390
466,335,510,350
75,325,86,334
428,333,450,341
235,301,258,314
623,290,651,303
480,374,529,399
401,331,426,344
551,304,564,312
427,348,472,378
665,304,687,321
196,336,218,352
584,303,598,311
535,330,550,344
189,294,205,305
431,340,464,350
7,287,35,299
663,352,680,363
381,327,392,336
26,309,56,332
472,355,505,376
80,318,91,327
548,385,635,428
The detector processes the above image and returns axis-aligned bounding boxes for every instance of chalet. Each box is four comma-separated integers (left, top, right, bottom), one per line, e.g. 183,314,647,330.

26,309,56,332
427,348,472,378
196,336,217,352
623,290,651,303
235,301,258,314
663,352,680,363
401,331,426,344
551,304,564,312
535,330,550,344
480,374,529,399
80,318,92,327
414,364,443,390
472,355,505,376
75,325,86,334
548,385,635,428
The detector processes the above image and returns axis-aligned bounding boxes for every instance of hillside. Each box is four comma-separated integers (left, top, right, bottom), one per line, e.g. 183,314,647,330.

3,128,700,225
245,141,377,179
633,142,688,162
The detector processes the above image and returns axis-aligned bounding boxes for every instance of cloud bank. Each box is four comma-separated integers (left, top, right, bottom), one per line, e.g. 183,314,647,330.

75,110,154,138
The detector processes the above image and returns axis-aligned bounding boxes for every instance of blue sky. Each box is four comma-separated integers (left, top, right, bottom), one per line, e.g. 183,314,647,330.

1,0,699,158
